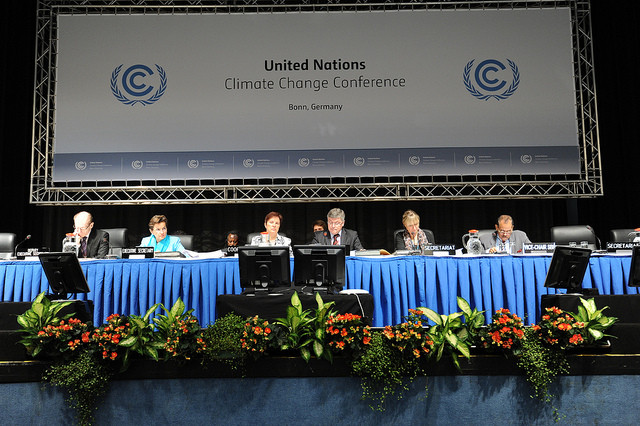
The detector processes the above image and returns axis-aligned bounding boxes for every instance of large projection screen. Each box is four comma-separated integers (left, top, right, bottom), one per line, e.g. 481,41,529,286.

31,1,602,204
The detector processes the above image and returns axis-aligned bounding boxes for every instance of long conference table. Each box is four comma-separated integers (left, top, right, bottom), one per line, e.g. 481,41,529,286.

0,254,636,327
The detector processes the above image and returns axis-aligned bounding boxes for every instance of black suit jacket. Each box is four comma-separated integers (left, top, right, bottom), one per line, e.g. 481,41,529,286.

83,230,110,259
311,228,364,251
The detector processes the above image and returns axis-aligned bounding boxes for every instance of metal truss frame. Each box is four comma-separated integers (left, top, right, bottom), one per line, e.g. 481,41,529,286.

30,0,602,205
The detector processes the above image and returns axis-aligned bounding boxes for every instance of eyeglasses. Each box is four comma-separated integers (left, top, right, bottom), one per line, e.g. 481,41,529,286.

497,229,513,236
327,220,344,226
73,225,91,231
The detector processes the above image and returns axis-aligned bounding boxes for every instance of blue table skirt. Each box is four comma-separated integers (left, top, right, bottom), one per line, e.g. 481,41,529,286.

0,255,635,327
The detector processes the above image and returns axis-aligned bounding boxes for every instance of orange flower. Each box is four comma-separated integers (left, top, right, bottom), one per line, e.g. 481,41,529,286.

363,336,371,345
557,323,572,331
569,334,584,345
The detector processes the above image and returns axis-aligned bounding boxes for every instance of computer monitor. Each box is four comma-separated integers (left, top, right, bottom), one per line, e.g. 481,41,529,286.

238,246,291,292
543,246,592,293
629,246,640,286
38,252,91,300
293,245,346,291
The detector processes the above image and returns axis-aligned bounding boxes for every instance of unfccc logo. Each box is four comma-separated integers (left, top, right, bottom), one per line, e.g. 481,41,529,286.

463,59,520,100
111,64,167,106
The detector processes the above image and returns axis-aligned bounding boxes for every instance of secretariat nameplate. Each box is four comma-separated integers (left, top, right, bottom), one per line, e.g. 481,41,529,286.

606,242,640,252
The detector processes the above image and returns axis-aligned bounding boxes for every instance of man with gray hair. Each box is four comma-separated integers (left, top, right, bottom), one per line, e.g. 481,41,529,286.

311,208,364,250
479,214,531,254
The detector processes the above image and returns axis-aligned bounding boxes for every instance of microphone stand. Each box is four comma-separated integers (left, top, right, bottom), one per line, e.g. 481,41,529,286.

14,234,31,258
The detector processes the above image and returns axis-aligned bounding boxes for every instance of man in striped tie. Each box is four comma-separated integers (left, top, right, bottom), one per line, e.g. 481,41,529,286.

311,207,364,251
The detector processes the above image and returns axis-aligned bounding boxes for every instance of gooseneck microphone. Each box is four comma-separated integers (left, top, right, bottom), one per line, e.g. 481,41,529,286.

14,234,32,257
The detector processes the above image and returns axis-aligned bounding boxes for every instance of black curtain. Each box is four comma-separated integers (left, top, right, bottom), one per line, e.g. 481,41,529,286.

1,1,639,253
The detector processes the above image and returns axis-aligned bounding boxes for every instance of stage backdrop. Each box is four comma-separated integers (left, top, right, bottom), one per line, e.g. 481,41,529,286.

53,7,578,181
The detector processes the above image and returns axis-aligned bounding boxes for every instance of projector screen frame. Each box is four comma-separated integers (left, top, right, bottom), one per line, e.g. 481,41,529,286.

30,0,602,205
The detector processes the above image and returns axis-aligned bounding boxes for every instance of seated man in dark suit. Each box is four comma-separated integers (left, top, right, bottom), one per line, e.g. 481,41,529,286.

311,208,364,251
73,211,110,258
221,230,239,256
479,214,531,254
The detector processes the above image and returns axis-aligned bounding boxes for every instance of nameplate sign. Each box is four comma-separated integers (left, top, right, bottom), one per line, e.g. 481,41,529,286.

226,246,239,254
523,243,556,254
395,245,457,256
424,244,456,255
17,248,41,260
122,247,154,259
606,242,640,252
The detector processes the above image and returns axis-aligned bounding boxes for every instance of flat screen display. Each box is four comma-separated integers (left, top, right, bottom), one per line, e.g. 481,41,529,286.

238,246,291,290
293,245,346,290
543,246,592,292
39,252,91,298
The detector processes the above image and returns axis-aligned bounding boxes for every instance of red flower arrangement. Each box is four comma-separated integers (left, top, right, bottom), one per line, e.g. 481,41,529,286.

325,312,372,355
91,313,131,361
240,316,275,357
381,309,434,360
34,317,93,358
532,306,585,350
479,308,526,353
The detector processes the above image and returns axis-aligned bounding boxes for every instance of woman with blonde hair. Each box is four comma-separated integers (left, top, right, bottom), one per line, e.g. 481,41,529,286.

395,210,431,251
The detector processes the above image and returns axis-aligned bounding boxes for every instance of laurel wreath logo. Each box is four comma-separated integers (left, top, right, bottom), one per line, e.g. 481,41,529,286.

463,59,520,101
111,64,167,106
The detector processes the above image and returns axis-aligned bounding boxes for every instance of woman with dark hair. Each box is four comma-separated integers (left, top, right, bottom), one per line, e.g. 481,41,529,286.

250,211,291,246
312,219,327,233
140,214,186,253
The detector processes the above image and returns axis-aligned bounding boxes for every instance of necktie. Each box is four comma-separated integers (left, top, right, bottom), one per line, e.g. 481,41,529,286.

333,234,339,245
81,237,87,257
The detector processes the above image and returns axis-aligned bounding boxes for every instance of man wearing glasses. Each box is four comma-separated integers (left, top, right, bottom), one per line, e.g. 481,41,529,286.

311,207,364,251
479,214,531,254
73,211,110,258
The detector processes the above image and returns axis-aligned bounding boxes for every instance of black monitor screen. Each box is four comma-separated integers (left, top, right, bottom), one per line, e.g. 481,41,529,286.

629,246,640,287
543,246,592,292
38,252,90,299
293,245,346,290
238,246,291,289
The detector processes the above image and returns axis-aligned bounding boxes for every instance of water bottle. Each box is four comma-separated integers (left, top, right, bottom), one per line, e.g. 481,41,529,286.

62,233,79,254
462,229,483,255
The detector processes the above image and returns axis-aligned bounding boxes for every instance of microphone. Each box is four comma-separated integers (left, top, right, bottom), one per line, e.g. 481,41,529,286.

14,234,31,257
586,225,601,250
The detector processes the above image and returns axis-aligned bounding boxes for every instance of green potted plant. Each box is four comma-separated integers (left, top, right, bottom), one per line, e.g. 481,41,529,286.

570,297,617,345
201,312,246,369
416,306,471,372
273,291,335,362
153,298,203,362
16,292,79,357
351,309,433,411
